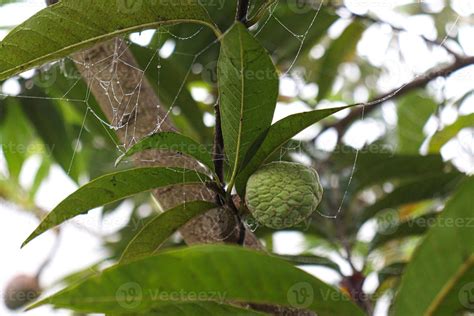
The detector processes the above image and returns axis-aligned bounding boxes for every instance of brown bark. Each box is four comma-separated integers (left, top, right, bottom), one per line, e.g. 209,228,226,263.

73,38,263,248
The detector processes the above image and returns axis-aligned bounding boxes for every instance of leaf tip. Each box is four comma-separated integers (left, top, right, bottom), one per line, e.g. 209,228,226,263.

25,297,48,311
21,235,34,249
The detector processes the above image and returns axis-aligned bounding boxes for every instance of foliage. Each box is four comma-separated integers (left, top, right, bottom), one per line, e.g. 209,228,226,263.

0,0,472,315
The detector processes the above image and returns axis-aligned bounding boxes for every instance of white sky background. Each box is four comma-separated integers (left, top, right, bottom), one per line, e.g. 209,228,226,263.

0,1,473,315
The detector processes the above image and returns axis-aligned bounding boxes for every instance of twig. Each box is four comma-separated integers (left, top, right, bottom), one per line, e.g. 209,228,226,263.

246,0,277,27
213,102,225,186
320,55,474,141
36,229,61,279
208,109,246,244
231,0,252,244
236,0,250,24
349,11,462,60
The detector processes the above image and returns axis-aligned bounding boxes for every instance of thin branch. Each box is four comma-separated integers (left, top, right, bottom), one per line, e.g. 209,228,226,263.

36,229,61,278
320,55,474,141
349,11,463,60
213,102,225,186
236,0,250,24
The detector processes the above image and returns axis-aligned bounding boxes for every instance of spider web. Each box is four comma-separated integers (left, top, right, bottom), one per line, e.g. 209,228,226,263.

0,1,388,230
0,0,462,236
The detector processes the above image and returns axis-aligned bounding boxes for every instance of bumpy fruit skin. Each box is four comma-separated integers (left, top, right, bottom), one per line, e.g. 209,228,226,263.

3,274,41,310
245,162,323,229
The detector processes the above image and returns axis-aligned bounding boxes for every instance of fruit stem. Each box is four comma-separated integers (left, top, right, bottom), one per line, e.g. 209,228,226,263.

35,229,61,279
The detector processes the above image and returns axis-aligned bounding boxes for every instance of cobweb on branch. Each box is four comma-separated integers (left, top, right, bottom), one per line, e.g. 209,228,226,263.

253,0,356,220
0,1,356,230
2,0,460,229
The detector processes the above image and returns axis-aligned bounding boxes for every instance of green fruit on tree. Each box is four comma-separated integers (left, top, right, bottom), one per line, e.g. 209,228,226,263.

3,274,41,310
245,161,323,229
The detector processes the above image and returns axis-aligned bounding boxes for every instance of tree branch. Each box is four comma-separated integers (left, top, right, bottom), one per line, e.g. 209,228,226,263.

213,102,225,186
236,0,250,24
321,55,474,141
348,11,462,60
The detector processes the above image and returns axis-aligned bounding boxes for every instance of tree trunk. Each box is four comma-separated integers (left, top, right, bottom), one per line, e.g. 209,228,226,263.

73,38,263,248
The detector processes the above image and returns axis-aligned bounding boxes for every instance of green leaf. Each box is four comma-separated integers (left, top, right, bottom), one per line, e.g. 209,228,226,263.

22,167,209,247
120,201,217,263
218,22,279,186
392,177,474,315
247,0,276,25
115,132,214,173
397,92,437,153
0,98,32,180
360,172,463,224
20,89,82,181
0,0,218,81
256,5,337,65
43,62,119,146
277,254,342,275
235,105,353,195
377,262,406,285
29,156,51,199
332,149,447,192
374,262,406,298
369,213,438,252
354,153,445,191
56,262,103,288
116,301,266,315
428,268,474,316
429,113,474,153
0,0,19,5
31,245,364,315
316,21,365,101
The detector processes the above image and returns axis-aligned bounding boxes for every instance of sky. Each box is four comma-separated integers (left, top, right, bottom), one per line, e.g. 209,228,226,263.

0,1,473,315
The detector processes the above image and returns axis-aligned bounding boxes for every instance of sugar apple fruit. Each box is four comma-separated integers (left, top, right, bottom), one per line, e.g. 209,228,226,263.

245,161,323,229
